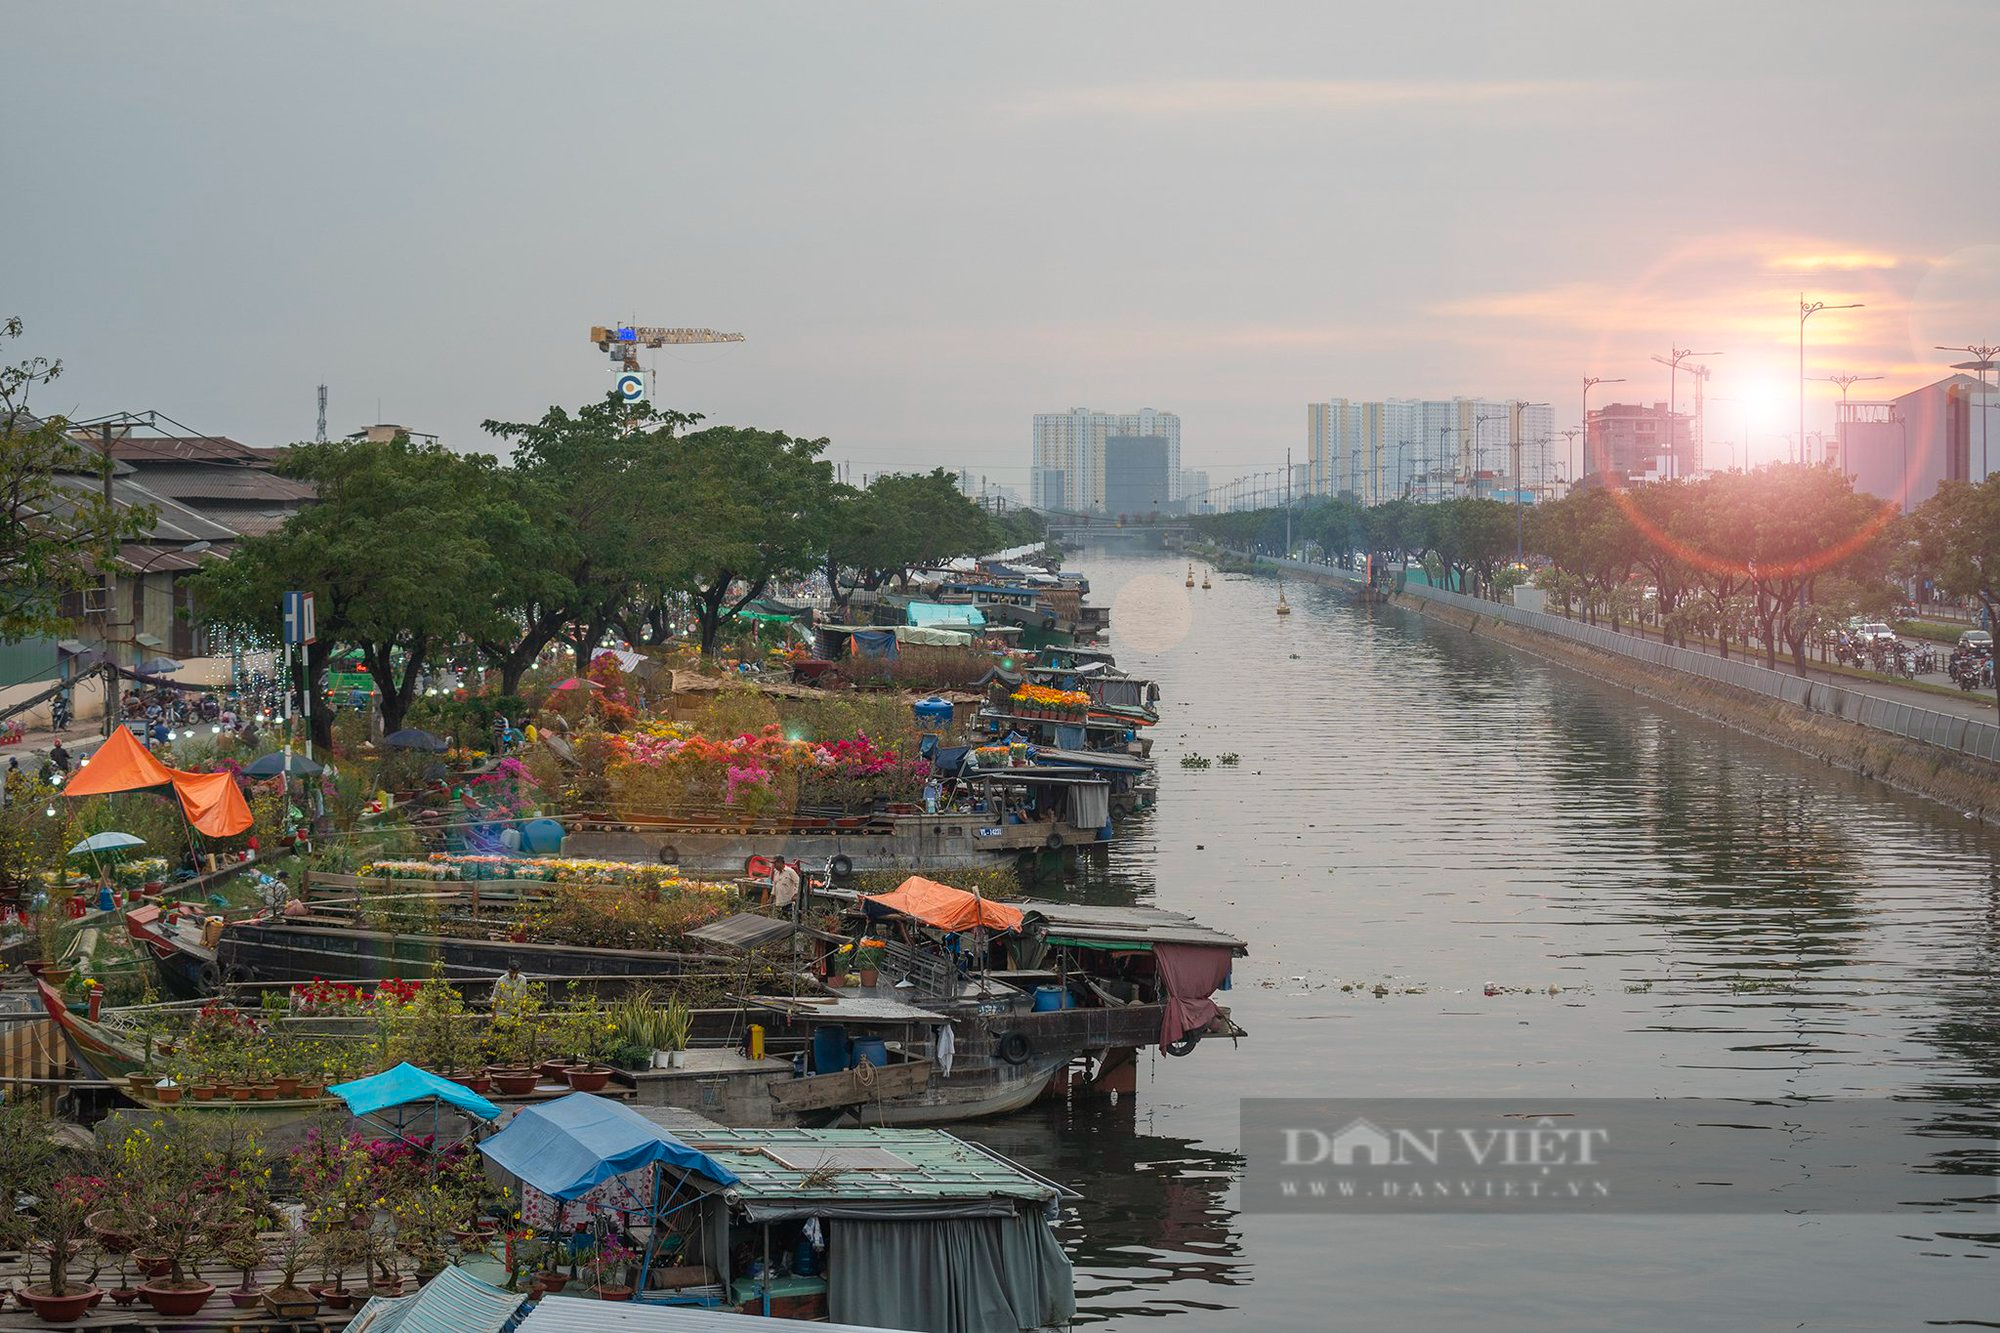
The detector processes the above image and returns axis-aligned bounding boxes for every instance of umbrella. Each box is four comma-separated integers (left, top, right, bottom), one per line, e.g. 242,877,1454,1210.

68,831,146,857
551,677,603,692
243,751,325,777
136,657,183,675
384,728,449,752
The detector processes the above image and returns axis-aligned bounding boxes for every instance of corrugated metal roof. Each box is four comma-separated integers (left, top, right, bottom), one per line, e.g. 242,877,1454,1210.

345,1265,526,1333
748,994,946,1023
517,1294,899,1332
688,913,799,950
1020,902,1247,953
670,1127,1058,1206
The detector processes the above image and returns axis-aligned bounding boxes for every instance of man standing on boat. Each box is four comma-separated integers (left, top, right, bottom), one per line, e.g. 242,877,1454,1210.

770,857,801,911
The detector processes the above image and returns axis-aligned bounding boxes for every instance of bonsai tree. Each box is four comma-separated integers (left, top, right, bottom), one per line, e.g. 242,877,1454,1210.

29,1172,103,1301
265,1226,316,1310
109,1112,242,1292
386,968,478,1074
219,1222,266,1296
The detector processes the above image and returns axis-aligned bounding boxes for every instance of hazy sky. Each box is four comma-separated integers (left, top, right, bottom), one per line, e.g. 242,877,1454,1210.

8,2,1997,489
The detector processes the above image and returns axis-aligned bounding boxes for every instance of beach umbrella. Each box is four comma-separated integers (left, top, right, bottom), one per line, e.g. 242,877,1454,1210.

243,751,325,777
137,656,183,675
67,831,146,857
384,728,449,752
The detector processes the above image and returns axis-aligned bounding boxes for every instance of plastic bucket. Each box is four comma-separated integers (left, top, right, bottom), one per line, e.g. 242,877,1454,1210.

1032,985,1067,1012
811,1027,850,1075
851,1037,889,1069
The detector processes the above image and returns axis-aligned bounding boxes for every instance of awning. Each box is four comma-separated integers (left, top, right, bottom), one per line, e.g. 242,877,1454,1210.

861,876,1025,934
61,726,255,837
329,1063,501,1121
345,1265,526,1333
478,1093,739,1199
688,913,799,951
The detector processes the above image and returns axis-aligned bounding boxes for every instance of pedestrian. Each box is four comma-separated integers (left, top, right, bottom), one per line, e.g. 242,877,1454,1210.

50,737,69,773
770,856,801,910
493,962,531,1017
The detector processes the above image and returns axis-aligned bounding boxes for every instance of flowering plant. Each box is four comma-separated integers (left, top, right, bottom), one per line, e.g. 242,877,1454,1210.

1008,684,1089,716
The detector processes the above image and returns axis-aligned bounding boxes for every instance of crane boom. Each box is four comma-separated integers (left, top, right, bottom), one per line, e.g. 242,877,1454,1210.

590,324,746,372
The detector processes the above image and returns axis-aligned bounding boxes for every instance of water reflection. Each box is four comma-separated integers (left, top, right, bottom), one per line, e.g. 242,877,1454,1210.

972,549,2000,1329
958,1095,1246,1324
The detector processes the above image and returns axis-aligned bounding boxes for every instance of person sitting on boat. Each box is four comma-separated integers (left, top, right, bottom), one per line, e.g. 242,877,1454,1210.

922,775,942,814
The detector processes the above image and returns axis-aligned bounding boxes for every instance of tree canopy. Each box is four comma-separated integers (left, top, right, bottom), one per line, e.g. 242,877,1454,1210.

0,318,153,642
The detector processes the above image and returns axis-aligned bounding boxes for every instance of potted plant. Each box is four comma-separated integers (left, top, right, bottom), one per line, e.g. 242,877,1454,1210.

659,998,692,1070
16,1173,103,1322
312,1227,368,1309
592,1237,638,1301
485,979,547,1091
219,1224,267,1309
119,1123,235,1317
262,1228,319,1319
557,994,614,1090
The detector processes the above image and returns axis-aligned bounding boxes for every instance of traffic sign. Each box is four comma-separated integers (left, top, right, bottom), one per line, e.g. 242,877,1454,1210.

615,372,646,404
282,591,316,645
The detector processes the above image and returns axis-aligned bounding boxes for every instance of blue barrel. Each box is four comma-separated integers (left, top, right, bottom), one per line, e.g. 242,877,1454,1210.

1033,985,1066,1012
811,1027,850,1075
851,1037,889,1069
911,696,953,727
521,818,565,855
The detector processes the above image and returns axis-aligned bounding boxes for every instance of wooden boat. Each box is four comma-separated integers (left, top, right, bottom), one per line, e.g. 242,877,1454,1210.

561,802,1109,877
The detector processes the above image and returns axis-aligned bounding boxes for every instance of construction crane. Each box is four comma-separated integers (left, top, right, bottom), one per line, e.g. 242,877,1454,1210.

1651,351,1716,477
590,324,746,372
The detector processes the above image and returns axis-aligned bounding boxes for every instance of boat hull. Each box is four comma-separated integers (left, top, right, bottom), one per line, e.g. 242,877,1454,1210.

563,813,1102,874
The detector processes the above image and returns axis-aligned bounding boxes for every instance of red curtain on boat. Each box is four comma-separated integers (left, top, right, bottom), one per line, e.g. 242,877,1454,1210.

1157,944,1234,1046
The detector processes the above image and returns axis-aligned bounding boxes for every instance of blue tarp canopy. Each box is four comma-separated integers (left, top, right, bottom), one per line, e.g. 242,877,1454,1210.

851,629,897,660
479,1093,739,1200
328,1063,501,1122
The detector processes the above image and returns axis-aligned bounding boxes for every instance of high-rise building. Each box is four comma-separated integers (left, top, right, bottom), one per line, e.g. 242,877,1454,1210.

1841,372,1993,513
1104,436,1172,518
1308,397,1555,504
1031,409,1181,512
1179,469,1211,511
1583,402,1691,480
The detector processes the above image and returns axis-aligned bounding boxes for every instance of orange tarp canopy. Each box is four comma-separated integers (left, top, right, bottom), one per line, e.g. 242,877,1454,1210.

168,769,255,838
60,726,174,796
61,726,255,838
861,876,1025,934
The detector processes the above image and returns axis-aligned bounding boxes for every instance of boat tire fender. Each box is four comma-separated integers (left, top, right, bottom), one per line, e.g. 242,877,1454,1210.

996,1032,1031,1065
828,854,854,880
657,845,680,867
1042,832,1063,851
196,962,222,995
1163,1036,1200,1057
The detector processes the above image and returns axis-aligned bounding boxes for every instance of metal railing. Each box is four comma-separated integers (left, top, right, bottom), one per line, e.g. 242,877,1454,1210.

1250,553,2000,765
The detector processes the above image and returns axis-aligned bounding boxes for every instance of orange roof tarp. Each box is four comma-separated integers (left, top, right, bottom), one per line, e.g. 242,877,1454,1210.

61,727,255,838
59,726,175,797
861,876,1025,934
168,768,254,838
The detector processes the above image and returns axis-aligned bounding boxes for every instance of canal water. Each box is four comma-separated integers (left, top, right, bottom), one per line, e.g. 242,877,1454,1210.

960,548,2000,1332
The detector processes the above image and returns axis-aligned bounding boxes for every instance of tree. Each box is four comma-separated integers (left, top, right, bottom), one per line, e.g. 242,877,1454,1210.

0,318,153,641
194,435,522,742
824,469,994,608
480,398,701,682
631,426,836,654
1908,475,2000,710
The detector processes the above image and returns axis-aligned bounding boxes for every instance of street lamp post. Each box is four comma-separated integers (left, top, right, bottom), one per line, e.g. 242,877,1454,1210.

1935,344,2000,481
1892,409,1908,513
1559,428,1583,490
1800,295,1864,466
1582,376,1625,479
1435,425,1452,504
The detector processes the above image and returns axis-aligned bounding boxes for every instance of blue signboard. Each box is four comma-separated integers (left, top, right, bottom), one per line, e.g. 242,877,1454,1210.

282,591,316,646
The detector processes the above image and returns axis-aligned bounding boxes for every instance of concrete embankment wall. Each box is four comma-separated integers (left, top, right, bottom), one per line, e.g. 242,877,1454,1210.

1231,551,2000,823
